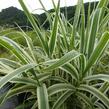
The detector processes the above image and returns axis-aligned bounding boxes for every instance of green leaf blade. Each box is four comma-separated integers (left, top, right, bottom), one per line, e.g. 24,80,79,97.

83,32,109,76
0,63,37,89
44,50,81,71
79,85,109,108
37,84,49,109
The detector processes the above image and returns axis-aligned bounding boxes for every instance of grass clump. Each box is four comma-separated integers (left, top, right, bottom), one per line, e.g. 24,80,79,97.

0,0,109,109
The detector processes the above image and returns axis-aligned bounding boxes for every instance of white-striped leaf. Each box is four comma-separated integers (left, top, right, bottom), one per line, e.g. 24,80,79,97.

37,84,49,109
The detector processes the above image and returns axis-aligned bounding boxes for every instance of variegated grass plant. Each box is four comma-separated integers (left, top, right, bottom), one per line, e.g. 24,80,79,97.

0,0,109,109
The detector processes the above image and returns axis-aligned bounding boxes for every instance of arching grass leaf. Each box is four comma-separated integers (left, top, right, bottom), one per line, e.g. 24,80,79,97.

52,90,73,109
0,63,37,89
79,85,109,108
44,50,81,71
37,84,49,109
